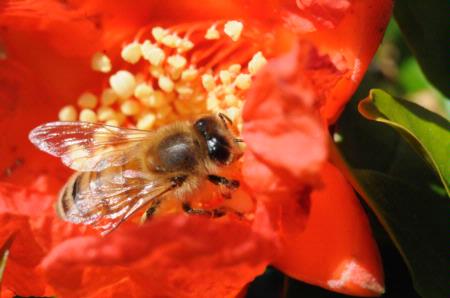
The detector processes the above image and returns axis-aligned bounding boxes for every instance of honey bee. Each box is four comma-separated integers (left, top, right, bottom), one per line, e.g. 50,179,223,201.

29,113,244,234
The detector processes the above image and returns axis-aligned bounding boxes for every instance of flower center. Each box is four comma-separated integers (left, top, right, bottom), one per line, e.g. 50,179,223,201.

58,20,267,133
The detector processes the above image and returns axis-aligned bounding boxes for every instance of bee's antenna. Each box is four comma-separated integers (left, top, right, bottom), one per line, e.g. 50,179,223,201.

234,138,244,143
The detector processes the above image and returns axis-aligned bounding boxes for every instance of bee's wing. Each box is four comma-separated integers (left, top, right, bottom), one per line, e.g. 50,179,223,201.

59,169,174,234
29,121,153,172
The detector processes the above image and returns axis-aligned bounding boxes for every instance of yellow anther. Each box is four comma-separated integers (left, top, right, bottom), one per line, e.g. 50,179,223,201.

120,99,141,116
149,65,164,78
224,21,243,42
97,107,116,121
207,94,220,111
201,74,216,92
91,52,112,73
134,83,154,99
152,27,168,42
228,64,242,74
77,92,98,109
219,70,232,85
146,91,167,108
79,109,97,122
158,75,175,93
168,68,182,81
161,34,180,48
235,73,252,90
109,70,136,99
175,85,194,97
225,106,241,122
178,39,194,53
181,68,198,82
58,105,77,121
167,54,187,70
141,41,165,66
105,119,120,127
224,94,238,107
248,51,267,75
137,113,156,130
205,25,220,40
121,42,142,64
100,88,118,106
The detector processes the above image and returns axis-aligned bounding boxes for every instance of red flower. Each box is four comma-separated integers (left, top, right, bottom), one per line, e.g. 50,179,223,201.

0,1,392,297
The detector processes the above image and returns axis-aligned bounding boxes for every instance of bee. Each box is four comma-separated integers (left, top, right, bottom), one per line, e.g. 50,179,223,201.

29,113,244,234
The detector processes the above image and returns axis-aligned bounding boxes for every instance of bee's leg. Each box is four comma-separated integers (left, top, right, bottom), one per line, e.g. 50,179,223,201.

207,175,239,199
141,199,162,222
182,202,243,218
142,175,187,223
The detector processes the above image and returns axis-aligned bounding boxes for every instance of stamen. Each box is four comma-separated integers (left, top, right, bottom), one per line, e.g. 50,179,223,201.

121,42,142,64
100,88,118,106
109,70,136,99
60,21,269,135
141,41,165,66
58,105,77,121
205,25,220,40
79,109,97,122
248,51,267,75
224,21,243,42
77,92,98,109
120,100,141,116
91,52,112,73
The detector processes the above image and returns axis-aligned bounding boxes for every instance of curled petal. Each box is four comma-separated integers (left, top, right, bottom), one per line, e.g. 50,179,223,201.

42,203,277,298
243,42,338,193
273,163,384,297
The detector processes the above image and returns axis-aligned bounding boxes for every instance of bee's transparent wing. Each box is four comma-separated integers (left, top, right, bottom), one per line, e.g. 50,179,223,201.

29,121,152,172
59,168,174,234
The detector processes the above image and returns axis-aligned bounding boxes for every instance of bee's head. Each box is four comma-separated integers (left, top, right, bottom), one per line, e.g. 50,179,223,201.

194,113,243,165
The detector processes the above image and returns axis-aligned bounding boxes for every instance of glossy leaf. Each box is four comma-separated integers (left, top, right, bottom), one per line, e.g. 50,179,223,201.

394,0,450,97
347,169,450,298
359,89,450,196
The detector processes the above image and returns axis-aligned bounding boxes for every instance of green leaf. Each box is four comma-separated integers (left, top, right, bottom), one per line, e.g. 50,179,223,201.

359,89,450,196
394,0,450,97
348,169,450,298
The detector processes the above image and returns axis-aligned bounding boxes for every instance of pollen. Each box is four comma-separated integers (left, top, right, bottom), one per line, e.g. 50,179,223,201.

151,27,168,42
58,21,270,135
224,21,243,42
167,54,187,70
158,75,175,93
205,25,220,40
137,113,156,130
58,105,77,121
109,70,136,99
79,109,97,122
77,92,98,109
219,70,232,85
181,67,198,82
101,88,118,106
141,41,165,66
235,73,252,90
248,51,267,75
97,107,116,122
120,99,141,116
121,42,142,64
91,52,112,73
201,74,216,92
134,83,154,100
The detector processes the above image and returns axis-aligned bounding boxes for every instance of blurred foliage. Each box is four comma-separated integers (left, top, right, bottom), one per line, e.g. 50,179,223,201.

394,0,450,98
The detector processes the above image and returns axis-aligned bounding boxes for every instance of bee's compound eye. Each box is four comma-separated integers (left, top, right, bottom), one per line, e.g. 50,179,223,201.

207,135,231,164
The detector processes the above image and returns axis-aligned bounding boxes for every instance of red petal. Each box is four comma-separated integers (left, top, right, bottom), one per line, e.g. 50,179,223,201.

307,0,393,122
273,163,384,297
243,42,340,194
42,203,277,298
